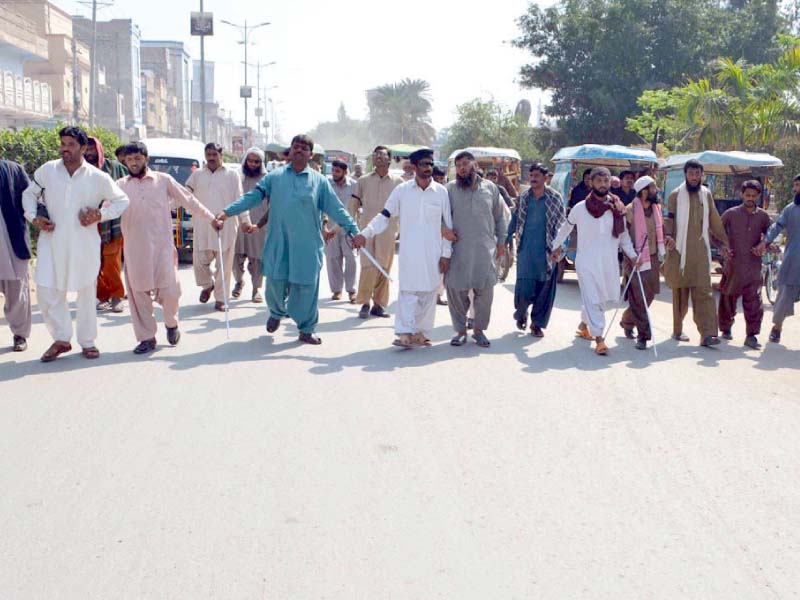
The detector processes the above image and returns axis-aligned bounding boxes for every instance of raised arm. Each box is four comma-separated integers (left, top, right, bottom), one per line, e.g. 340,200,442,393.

167,175,214,222
360,186,400,240
225,174,270,217
98,173,129,221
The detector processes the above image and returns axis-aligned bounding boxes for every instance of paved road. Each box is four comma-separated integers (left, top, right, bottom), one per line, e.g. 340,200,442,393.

1,263,798,599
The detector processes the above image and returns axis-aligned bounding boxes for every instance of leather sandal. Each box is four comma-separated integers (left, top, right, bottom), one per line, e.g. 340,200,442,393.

576,324,593,341
40,341,72,362
82,346,101,359
392,334,413,348
411,333,432,346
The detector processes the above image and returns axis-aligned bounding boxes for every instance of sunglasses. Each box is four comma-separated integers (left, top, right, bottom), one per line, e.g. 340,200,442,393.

417,161,434,167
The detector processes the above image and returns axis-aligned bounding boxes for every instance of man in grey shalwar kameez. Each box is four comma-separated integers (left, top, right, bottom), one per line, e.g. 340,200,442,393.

445,150,508,348
0,158,31,351
232,148,268,303
323,159,358,302
757,173,800,343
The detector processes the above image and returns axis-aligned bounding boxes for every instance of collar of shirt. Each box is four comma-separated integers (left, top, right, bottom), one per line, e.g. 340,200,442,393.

286,164,312,177
410,179,438,192
58,159,90,178
124,170,156,183
204,164,229,174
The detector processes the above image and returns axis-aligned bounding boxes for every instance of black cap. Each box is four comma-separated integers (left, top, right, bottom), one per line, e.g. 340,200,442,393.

409,148,434,165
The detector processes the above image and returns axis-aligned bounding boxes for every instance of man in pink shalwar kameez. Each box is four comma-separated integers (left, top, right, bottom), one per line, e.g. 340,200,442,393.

118,142,219,354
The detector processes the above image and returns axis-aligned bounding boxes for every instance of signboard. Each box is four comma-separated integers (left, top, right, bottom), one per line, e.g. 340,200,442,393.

232,136,244,153
239,86,252,99
190,12,213,36
254,107,263,117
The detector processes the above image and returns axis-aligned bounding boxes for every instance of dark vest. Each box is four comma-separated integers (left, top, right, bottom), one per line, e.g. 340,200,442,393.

0,159,31,261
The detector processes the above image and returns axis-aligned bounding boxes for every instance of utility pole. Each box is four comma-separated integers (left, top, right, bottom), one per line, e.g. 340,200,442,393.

191,3,213,142
78,0,114,127
242,61,276,146
221,19,270,143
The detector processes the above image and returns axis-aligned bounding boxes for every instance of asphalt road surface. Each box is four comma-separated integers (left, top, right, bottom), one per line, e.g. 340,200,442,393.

1,262,798,599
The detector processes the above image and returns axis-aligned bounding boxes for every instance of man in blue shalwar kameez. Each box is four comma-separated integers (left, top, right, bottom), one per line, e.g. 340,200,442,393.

217,135,359,344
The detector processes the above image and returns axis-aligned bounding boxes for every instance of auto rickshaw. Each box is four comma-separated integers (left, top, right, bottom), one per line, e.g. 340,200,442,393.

660,150,784,265
447,147,522,196
550,144,659,281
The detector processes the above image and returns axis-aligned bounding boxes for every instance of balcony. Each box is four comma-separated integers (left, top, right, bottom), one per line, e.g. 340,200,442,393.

0,71,54,122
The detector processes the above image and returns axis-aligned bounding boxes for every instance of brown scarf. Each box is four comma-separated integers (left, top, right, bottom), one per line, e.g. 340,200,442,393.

585,192,625,238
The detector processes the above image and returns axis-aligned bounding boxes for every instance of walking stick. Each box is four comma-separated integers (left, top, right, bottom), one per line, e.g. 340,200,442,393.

217,231,231,339
351,236,393,282
635,268,658,358
603,234,650,341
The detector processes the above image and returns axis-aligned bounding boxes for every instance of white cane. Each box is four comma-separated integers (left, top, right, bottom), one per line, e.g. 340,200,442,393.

217,231,231,339
351,236,393,282
603,234,650,341
635,268,658,358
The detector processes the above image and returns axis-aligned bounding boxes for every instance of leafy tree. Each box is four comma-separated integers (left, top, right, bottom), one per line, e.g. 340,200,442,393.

627,37,800,152
513,0,788,144
0,123,121,177
441,98,550,161
367,78,436,145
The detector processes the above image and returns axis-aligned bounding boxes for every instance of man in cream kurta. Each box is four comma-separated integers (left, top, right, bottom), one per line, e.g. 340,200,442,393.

351,145,403,318
118,141,217,354
22,126,129,361
185,143,249,311
233,147,268,303
353,148,453,348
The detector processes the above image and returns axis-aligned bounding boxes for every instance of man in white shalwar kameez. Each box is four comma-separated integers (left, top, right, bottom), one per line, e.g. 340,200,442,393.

353,148,453,347
551,167,640,355
22,126,129,362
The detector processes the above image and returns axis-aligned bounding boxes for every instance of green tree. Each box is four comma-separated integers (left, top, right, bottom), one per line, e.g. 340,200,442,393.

627,37,800,152
513,0,788,145
367,78,436,145
0,124,121,177
441,98,549,160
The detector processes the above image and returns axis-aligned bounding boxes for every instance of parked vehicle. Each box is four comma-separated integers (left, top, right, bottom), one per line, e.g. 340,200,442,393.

659,150,783,264
145,138,206,263
447,147,522,196
550,144,659,281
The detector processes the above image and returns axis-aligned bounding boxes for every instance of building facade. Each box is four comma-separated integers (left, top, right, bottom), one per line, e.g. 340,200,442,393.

73,17,143,135
141,40,191,138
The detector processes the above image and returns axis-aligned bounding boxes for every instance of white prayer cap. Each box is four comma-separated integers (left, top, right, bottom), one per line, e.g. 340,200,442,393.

244,147,265,161
634,175,655,193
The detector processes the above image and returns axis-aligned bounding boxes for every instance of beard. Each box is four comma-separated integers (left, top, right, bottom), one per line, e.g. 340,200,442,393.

685,180,701,192
456,171,475,188
647,191,660,203
592,186,609,197
242,164,263,178
794,193,800,206
129,165,146,178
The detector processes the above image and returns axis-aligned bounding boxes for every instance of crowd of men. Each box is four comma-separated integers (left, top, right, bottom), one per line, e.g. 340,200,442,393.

0,125,798,362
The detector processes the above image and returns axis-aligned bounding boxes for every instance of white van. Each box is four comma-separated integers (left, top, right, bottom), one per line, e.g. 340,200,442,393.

144,138,207,262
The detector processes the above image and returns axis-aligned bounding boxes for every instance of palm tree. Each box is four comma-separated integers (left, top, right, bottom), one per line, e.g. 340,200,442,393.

368,78,436,145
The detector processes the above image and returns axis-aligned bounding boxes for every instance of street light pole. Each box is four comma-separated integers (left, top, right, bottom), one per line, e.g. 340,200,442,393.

241,61,276,146
199,0,206,142
221,19,270,145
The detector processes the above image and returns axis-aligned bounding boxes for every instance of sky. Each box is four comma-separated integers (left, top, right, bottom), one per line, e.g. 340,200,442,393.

54,0,550,141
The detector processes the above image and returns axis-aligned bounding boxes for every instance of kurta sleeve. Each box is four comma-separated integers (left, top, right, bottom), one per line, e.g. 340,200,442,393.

361,186,400,239
225,174,270,217
491,185,508,245
21,166,45,222
663,191,678,238
764,205,789,243
319,179,358,236
98,173,129,222
184,170,197,193
230,173,251,227
350,178,363,209
618,228,637,260
708,194,728,246
167,175,214,222
441,191,453,259
551,207,576,249
506,209,518,244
